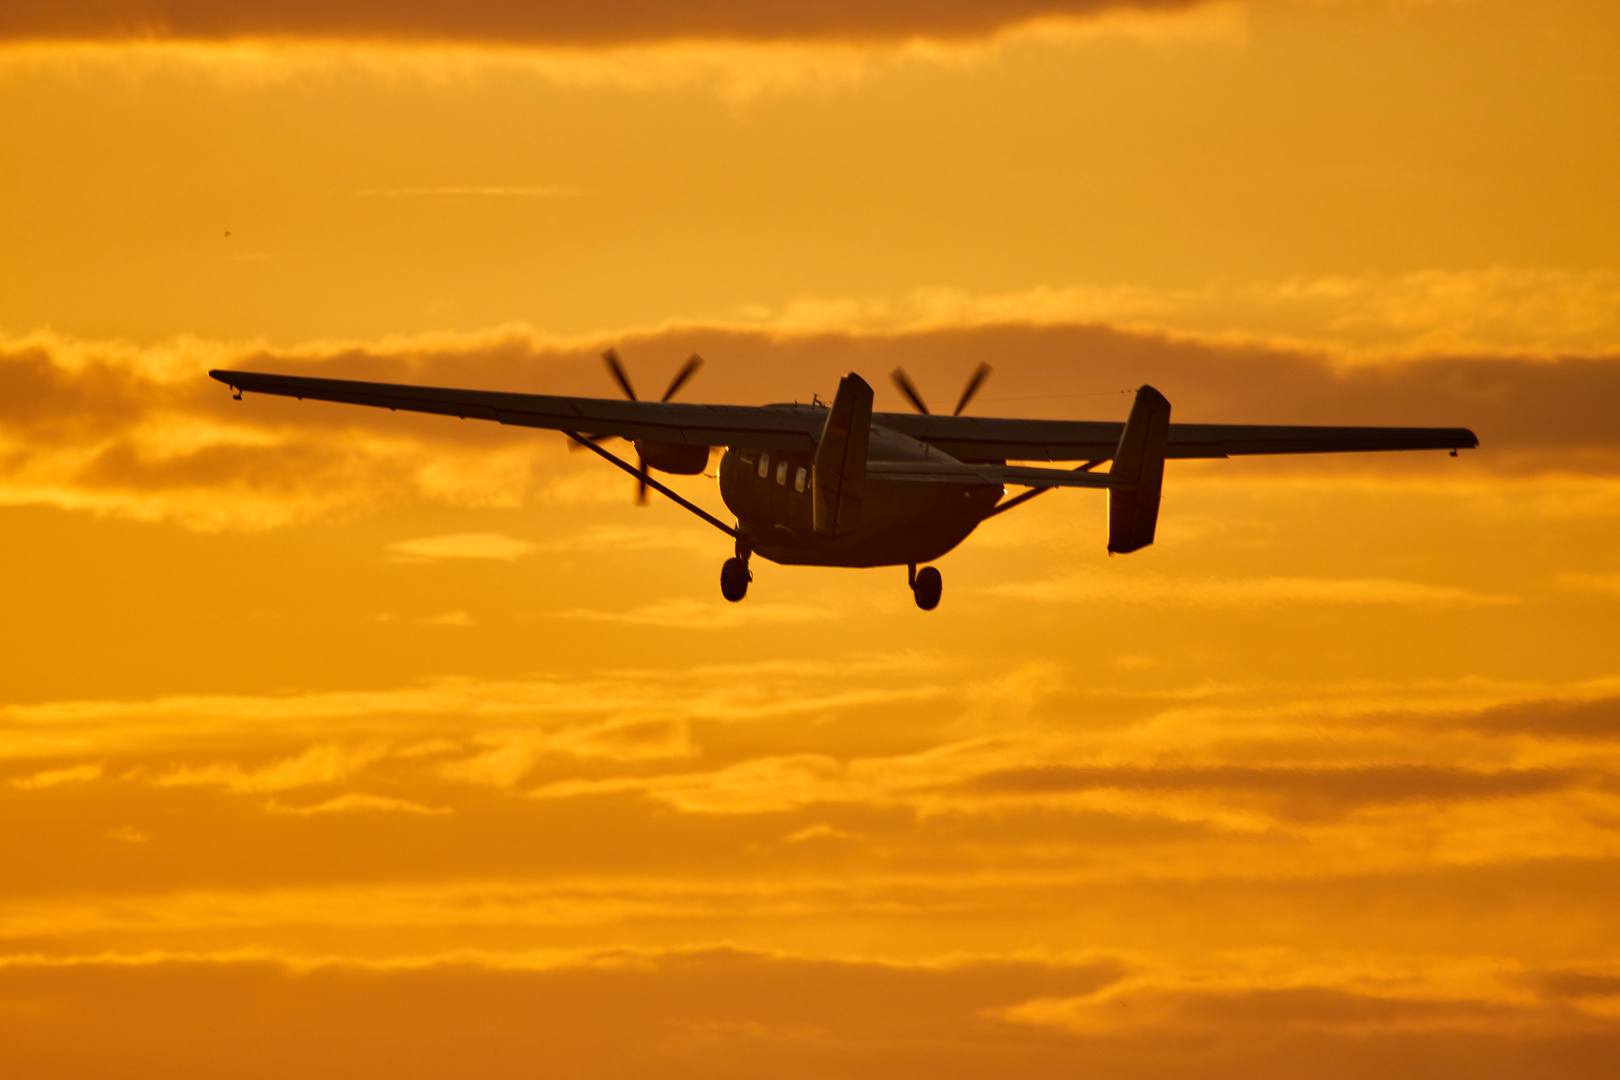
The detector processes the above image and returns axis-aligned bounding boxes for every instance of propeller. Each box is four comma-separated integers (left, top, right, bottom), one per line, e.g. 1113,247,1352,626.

890,362,992,416
592,349,705,505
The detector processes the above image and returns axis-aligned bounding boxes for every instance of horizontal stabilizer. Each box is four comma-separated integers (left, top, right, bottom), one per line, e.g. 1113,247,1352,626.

869,462,1120,488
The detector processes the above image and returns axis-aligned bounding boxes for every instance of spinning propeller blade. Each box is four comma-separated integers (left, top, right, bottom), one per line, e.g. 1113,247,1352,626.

890,368,930,415
602,348,638,401
661,354,704,402
598,348,704,505
953,362,992,416
892,364,993,416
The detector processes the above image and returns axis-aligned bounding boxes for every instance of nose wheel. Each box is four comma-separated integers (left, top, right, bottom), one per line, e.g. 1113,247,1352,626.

908,564,942,611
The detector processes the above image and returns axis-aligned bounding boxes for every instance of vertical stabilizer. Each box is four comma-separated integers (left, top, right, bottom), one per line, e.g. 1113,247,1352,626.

1108,385,1171,554
812,374,873,539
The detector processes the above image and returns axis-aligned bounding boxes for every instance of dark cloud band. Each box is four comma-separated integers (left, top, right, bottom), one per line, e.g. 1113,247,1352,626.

0,0,1206,46
3,323,1619,529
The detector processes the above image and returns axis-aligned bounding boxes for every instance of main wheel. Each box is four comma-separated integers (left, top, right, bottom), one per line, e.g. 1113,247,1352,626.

720,557,751,602
913,566,942,610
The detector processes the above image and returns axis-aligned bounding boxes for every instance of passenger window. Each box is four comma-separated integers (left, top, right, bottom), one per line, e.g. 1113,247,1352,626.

776,460,788,485
758,453,770,479
794,466,807,493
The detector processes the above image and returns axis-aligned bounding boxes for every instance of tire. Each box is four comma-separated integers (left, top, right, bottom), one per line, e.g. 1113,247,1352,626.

720,557,751,602
913,566,942,610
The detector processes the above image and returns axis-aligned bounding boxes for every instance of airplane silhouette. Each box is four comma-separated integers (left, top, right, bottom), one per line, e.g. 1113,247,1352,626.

211,355,1476,610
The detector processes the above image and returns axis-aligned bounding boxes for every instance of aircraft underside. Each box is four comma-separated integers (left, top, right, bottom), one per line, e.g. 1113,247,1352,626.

715,439,1005,608
735,480,1001,569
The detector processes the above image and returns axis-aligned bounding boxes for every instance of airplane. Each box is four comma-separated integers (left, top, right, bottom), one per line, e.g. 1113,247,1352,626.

210,354,1477,610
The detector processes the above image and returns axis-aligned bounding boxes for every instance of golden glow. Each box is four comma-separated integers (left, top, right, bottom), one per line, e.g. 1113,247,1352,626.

1,1,1618,1074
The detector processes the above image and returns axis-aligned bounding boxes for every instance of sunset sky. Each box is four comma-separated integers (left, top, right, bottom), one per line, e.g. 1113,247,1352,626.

3,1,1619,1075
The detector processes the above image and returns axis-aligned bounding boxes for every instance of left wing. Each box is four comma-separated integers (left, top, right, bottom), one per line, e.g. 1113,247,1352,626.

210,370,822,452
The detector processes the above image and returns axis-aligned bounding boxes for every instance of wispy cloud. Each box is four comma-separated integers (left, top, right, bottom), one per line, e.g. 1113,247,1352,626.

755,268,1620,358
990,573,1516,608
354,186,579,198
416,611,476,627
1559,573,1620,600
266,793,451,816
387,533,537,561
11,762,102,790
551,597,836,629
155,742,391,794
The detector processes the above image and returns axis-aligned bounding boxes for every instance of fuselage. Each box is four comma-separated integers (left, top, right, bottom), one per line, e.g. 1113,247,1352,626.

717,421,1003,568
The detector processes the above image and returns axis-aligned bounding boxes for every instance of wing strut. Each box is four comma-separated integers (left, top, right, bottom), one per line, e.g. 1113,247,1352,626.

984,460,1104,519
564,432,737,538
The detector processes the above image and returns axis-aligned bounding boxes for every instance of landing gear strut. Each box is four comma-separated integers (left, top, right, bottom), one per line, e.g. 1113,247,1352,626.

908,563,942,611
721,540,753,603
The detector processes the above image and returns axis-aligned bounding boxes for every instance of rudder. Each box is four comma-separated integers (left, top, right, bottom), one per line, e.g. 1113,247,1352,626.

812,373,873,539
1108,385,1171,554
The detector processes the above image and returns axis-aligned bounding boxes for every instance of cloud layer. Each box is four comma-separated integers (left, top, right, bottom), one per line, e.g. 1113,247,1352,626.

3,323,1618,529
0,0,1207,45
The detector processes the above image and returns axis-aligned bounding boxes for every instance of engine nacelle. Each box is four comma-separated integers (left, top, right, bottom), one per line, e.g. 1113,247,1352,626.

634,440,710,475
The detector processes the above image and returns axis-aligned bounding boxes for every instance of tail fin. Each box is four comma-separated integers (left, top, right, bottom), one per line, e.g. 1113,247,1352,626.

812,373,873,539
1108,385,1171,554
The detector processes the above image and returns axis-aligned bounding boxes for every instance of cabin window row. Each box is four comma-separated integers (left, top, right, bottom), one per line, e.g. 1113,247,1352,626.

755,453,809,493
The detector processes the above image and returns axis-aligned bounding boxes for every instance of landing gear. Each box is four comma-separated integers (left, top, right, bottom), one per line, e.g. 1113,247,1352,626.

720,558,750,602
721,542,753,603
908,563,942,611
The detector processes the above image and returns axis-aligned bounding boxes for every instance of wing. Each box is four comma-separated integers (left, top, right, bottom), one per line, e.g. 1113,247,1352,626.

212,370,1478,462
871,413,1479,462
210,370,821,452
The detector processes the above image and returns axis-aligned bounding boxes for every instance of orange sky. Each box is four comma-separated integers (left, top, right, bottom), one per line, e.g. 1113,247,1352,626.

2,2,1619,1076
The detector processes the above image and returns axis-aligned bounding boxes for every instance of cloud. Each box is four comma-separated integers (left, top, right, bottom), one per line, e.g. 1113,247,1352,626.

781,822,863,843
11,762,103,789
530,524,720,556
0,950,1613,1079
760,269,1620,358
442,718,698,787
4,323,1620,533
154,741,391,793
416,611,475,626
952,764,1583,822
551,598,837,629
0,0,1213,47
387,533,538,561
1560,573,1620,600
1460,696,1620,741
266,793,451,815
354,186,579,198
990,573,1515,608
999,980,1597,1038
0,657,943,759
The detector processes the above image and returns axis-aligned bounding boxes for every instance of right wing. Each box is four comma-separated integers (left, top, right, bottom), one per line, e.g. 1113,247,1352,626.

871,413,1479,463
